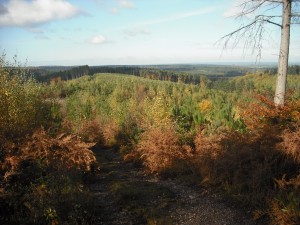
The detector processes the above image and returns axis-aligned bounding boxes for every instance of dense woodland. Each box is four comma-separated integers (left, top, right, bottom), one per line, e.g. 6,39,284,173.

1,54,300,224
32,64,300,84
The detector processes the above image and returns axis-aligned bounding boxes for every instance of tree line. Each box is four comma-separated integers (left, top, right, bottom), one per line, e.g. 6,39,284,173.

32,64,299,86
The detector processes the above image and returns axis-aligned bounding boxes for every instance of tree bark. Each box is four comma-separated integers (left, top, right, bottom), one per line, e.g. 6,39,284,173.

274,0,291,106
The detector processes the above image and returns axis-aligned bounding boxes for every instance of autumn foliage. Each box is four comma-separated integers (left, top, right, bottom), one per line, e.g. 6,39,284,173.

192,95,300,224
0,131,97,224
137,127,192,173
2,129,96,174
0,56,97,224
1,52,300,225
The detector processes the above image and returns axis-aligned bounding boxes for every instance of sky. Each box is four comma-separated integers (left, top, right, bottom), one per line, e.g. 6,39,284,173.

0,0,299,66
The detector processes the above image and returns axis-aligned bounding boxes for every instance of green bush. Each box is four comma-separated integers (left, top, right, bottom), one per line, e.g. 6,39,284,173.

0,54,55,140
0,55,96,224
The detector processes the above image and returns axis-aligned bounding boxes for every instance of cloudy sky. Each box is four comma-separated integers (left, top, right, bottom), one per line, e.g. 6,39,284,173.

0,0,299,66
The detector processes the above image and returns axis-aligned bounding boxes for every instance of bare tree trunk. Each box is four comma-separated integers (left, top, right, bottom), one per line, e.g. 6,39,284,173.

274,0,291,106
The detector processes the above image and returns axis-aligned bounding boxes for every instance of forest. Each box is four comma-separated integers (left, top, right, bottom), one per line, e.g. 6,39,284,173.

1,54,300,224
32,64,300,83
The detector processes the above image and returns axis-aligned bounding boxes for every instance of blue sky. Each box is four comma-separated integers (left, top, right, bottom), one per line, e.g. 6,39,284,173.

0,0,299,66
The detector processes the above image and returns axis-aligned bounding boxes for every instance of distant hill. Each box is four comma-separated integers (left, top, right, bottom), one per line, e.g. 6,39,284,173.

30,64,299,83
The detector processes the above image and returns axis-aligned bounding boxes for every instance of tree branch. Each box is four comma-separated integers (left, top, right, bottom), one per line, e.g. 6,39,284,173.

219,0,299,61
264,19,283,27
220,21,257,40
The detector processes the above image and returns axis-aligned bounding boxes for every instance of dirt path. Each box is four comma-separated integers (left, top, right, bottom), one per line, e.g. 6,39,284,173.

90,147,264,225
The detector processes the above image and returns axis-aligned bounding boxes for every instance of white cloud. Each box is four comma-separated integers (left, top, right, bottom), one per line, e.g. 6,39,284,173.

111,7,119,14
223,6,240,18
124,27,150,37
0,3,8,14
0,0,81,27
110,0,135,14
223,0,245,17
119,0,135,9
223,0,261,18
89,35,107,44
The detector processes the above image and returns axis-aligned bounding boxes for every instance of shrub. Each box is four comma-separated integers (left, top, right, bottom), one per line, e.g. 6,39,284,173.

0,129,97,224
278,124,300,163
193,133,225,184
193,95,300,223
77,118,104,144
198,99,213,113
269,175,300,225
240,95,300,130
142,94,173,129
137,127,192,173
0,54,48,140
101,120,120,147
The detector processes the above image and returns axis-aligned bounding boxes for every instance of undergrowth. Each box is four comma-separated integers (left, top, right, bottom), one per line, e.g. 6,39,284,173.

1,129,97,224
193,96,300,224
0,55,98,224
2,54,300,224
137,126,192,173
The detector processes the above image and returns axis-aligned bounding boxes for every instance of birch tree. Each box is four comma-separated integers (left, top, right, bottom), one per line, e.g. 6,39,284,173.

221,0,300,106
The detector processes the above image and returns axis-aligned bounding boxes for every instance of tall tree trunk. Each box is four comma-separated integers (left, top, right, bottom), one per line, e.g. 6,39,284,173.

274,0,291,106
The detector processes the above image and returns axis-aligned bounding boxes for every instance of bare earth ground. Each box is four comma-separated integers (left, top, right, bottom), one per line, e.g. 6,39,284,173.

90,147,265,225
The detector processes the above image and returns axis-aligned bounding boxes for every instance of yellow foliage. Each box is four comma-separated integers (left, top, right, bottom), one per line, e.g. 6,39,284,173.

0,54,45,139
198,99,213,112
143,94,173,129
233,106,241,121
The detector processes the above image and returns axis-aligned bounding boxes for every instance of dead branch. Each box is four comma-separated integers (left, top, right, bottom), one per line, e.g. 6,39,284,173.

219,0,299,60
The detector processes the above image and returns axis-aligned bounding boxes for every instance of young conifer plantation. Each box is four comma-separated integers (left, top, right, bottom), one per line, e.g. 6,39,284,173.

2,0,300,223
1,52,299,224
